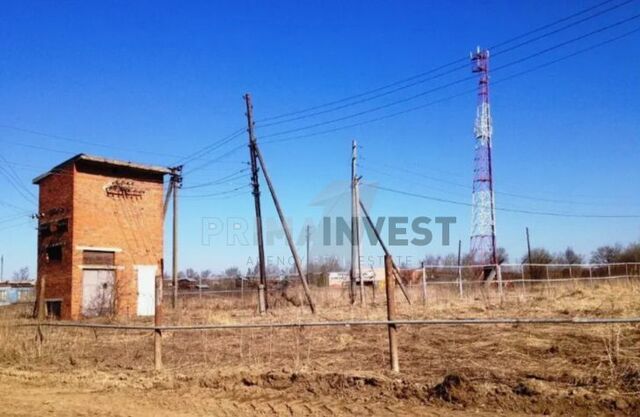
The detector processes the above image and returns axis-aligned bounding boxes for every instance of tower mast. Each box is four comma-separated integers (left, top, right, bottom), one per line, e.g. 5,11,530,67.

469,47,498,267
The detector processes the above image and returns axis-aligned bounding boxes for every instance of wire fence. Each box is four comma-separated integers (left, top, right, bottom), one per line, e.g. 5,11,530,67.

3,261,640,373
165,262,640,308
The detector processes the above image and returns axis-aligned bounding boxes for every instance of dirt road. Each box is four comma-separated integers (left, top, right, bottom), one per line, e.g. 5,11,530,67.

0,368,516,417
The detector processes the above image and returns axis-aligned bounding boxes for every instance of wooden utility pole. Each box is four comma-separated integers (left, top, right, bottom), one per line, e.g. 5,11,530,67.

306,225,311,276
457,239,463,298
171,167,182,309
526,227,532,279
33,273,46,319
154,259,164,370
244,93,268,314
384,255,399,372
254,144,316,314
350,140,363,305
162,181,174,220
420,261,427,305
358,200,411,304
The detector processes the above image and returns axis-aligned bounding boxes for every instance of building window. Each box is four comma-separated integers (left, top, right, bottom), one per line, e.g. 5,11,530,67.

82,250,115,266
46,245,63,262
38,223,52,238
45,300,62,319
55,219,69,233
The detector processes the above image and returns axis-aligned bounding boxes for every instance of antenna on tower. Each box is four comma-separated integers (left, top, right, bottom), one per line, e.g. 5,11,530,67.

469,48,498,273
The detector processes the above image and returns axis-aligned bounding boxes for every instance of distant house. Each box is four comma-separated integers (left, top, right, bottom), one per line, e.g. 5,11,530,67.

33,154,171,320
0,281,35,306
327,269,383,288
178,277,197,290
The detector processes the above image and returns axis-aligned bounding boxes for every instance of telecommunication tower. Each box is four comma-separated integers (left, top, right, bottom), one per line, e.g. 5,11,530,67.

469,47,497,266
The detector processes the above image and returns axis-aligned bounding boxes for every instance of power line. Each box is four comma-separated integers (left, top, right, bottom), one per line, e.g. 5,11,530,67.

181,168,249,190
258,0,635,129
363,183,640,219
260,14,640,140
0,199,33,214
180,184,250,199
0,124,183,159
0,166,37,205
260,25,640,145
176,127,245,165
359,163,640,207
183,143,247,175
256,0,631,124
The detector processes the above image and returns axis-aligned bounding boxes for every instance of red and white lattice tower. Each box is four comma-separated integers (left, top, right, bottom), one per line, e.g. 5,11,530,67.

469,47,497,266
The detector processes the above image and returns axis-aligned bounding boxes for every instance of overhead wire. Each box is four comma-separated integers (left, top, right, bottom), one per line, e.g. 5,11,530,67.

359,163,640,207
256,0,632,125
260,24,640,145
181,168,249,190
363,183,640,219
180,184,251,199
259,13,640,140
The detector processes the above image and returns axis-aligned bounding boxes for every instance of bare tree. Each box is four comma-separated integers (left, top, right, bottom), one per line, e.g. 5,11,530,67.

591,245,623,264
225,266,240,277
554,247,583,264
12,267,29,281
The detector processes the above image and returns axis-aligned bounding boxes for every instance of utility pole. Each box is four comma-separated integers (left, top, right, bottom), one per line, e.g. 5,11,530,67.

171,166,182,309
526,227,532,263
254,144,316,313
350,140,363,305
306,225,311,276
526,226,532,279
457,239,463,298
245,93,268,314
358,200,411,304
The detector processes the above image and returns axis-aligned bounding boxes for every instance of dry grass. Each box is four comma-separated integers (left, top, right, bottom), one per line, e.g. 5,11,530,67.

1,279,639,415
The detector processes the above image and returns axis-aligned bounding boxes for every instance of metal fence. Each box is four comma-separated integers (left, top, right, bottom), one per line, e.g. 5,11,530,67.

166,262,640,306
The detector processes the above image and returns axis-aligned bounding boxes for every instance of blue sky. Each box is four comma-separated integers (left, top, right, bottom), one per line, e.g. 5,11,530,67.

0,0,638,276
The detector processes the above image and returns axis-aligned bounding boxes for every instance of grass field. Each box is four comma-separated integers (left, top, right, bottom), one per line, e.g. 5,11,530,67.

1,279,639,416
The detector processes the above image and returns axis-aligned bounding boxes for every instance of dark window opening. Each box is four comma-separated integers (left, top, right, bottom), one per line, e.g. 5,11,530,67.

55,218,69,233
83,250,115,266
46,245,63,262
38,223,52,238
45,300,62,319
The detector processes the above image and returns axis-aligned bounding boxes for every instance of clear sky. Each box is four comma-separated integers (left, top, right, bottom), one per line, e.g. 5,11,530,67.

0,0,638,277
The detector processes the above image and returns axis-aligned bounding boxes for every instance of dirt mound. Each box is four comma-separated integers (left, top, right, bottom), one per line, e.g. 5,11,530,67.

428,374,471,404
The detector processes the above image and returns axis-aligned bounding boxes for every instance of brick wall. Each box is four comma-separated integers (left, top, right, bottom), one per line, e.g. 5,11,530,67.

37,160,165,320
72,162,164,319
37,167,74,319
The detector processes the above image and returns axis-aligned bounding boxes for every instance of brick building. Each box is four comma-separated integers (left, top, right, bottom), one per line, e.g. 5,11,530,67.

33,154,171,320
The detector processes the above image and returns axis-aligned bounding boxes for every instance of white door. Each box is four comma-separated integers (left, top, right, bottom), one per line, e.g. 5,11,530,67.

136,265,156,316
82,269,115,317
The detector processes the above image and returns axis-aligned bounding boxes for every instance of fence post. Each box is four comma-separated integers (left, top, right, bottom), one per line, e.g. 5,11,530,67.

258,284,266,314
421,262,427,306
496,264,503,299
589,265,593,283
35,274,46,357
607,264,612,278
384,255,399,373
545,265,551,292
457,265,463,298
520,264,526,296
625,263,631,284
154,266,163,371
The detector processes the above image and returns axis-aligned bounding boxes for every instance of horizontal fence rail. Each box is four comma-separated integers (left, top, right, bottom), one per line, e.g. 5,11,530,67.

16,316,640,331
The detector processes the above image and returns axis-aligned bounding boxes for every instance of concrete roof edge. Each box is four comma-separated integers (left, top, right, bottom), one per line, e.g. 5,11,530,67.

32,153,172,184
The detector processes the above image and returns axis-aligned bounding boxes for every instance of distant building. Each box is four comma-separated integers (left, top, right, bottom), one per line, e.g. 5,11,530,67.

33,154,171,320
0,281,35,306
327,269,383,288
